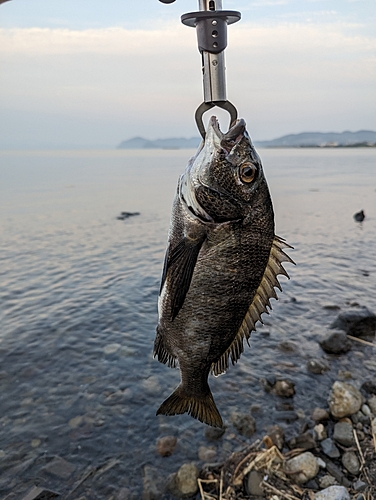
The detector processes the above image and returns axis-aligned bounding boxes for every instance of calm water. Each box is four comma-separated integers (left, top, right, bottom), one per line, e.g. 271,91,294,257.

0,147,376,498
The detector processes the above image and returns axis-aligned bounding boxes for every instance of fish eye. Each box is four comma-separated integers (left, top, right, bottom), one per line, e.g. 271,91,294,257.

239,163,256,183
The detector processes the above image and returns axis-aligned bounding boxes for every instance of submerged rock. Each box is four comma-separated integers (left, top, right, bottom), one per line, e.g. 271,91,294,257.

330,307,376,339
156,436,177,457
307,359,330,374
21,487,60,500
231,412,256,438
319,331,352,354
272,379,296,397
287,432,316,451
143,465,165,500
42,456,75,479
311,407,330,422
328,381,362,418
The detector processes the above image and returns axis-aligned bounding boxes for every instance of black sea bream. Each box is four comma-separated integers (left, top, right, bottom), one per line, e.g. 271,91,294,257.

154,117,294,427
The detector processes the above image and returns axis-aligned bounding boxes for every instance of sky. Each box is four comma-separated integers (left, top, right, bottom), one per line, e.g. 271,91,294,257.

0,0,376,148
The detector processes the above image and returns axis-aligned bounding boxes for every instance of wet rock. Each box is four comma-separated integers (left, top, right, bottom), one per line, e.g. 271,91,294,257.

311,407,330,422
103,343,121,354
321,438,340,459
42,456,75,479
156,436,177,457
307,359,330,374
324,459,352,488
317,457,326,469
143,465,165,500
319,475,337,488
315,485,350,500
167,463,199,499
142,376,161,395
69,415,84,429
361,403,372,418
319,331,352,354
272,379,295,397
337,370,353,381
341,451,360,475
231,412,256,438
367,395,376,415
361,378,376,394
287,431,316,451
116,488,132,500
330,307,376,339
266,425,284,450
285,451,319,484
275,410,299,422
205,426,226,441
117,211,140,220
353,479,367,492
333,421,355,447
198,446,216,462
314,424,327,441
21,487,60,500
328,381,362,418
245,470,264,497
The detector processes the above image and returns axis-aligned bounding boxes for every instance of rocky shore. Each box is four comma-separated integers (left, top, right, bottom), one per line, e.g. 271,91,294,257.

141,307,376,500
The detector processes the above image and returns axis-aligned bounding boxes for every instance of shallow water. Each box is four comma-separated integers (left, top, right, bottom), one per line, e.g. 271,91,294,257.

0,147,376,498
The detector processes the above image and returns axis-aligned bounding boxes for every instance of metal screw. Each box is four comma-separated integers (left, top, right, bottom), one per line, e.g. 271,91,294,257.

212,59,218,66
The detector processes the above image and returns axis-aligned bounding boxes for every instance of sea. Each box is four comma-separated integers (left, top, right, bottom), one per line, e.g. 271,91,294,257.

0,147,375,498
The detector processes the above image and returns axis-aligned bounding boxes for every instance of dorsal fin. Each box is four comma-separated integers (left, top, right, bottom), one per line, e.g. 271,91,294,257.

211,236,295,377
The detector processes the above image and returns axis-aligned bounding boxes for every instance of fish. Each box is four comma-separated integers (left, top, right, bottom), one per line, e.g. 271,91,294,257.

153,116,294,428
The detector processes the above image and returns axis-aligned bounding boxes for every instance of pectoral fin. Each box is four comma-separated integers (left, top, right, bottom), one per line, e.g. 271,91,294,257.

160,235,206,320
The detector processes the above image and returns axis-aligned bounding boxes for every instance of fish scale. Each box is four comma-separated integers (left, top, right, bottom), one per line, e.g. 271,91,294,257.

154,116,294,428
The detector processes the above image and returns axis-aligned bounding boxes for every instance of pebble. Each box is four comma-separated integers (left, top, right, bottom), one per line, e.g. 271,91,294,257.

205,426,226,441
69,416,84,429
198,446,216,462
319,475,337,488
353,479,367,492
278,340,298,353
287,432,316,451
273,379,295,397
230,412,256,438
172,463,199,498
311,407,330,422
320,438,340,459
315,485,350,500
31,439,41,448
307,359,330,374
245,470,264,497
319,331,352,354
156,436,177,457
333,421,355,447
341,451,360,475
285,452,319,484
328,381,363,418
368,395,376,415
314,424,327,441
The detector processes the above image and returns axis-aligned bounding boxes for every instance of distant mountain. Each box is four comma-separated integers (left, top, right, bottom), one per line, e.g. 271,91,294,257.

117,130,376,150
256,130,376,148
117,136,201,150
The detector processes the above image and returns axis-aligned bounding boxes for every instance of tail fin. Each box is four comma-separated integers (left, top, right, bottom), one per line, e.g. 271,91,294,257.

156,385,223,428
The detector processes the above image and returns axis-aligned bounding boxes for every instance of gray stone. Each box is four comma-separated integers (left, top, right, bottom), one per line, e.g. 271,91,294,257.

319,475,337,488
361,378,376,394
315,485,350,500
367,395,376,415
342,451,360,475
353,479,367,492
285,452,319,484
307,359,330,374
231,412,256,438
143,465,165,500
328,381,363,418
319,331,352,354
246,470,264,497
42,456,75,479
333,421,355,447
330,307,376,339
266,425,284,450
361,403,372,417
321,438,340,459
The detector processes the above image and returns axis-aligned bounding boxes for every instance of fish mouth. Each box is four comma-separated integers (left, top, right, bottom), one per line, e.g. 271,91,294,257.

207,116,247,153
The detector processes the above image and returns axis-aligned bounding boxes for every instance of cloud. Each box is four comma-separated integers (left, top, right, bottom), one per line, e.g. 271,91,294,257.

0,21,375,146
